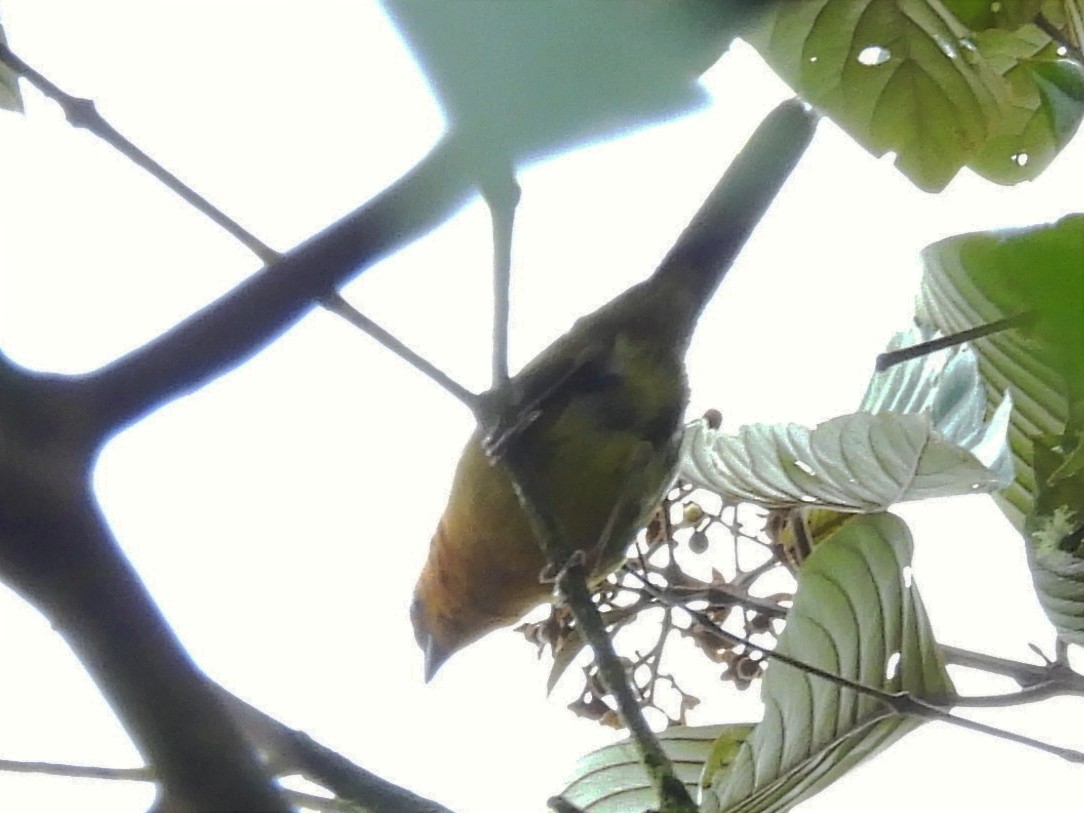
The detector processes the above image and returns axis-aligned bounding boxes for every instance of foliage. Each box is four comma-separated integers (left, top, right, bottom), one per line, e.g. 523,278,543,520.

747,0,1084,189
0,2,1082,813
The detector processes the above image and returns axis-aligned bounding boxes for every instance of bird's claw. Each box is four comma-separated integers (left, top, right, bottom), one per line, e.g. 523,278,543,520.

539,549,587,585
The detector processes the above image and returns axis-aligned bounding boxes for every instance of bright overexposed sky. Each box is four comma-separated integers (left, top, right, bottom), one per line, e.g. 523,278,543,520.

0,3,1082,812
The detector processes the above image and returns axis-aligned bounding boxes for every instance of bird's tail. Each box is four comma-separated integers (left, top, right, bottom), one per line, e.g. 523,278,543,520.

647,99,818,340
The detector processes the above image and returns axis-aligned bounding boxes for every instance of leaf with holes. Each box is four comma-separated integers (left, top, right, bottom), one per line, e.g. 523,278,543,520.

747,0,1084,189
555,724,754,813
0,22,25,114
702,513,953,812
747,0,1007,190
966,25,1084,182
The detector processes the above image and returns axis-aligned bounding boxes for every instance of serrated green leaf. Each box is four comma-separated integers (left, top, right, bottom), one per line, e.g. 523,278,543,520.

0,22,25,114
555,724,753,813
1024,433,1084,642
678,403,1011,513
703,514,953,813
917,214,1084,527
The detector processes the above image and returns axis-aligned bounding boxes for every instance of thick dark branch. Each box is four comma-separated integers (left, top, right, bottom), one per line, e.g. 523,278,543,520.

0,42,478,413
0,449,286,811
80,138,474,436
219,688,457,813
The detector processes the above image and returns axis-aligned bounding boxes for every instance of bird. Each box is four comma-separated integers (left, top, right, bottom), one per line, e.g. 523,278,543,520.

410,100,817,680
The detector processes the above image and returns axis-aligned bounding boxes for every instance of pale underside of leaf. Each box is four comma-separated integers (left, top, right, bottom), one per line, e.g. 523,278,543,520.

918,215,1084,640
703,513,952,813
917,229,1072,528
556,724,753,813
679,410,1008,513
861,326,1015,485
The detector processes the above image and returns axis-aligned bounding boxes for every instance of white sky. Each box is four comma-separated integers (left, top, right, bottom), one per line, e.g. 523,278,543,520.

0,3,1082,812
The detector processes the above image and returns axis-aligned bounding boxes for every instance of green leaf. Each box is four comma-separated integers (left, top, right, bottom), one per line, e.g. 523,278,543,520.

678,403,1012,513
383,0,754,167
555,724,754,813
1024,432,1084,643
0,22,25,114
703,514,953,813
967,27,1084,183
746,0,1005,190
917,214,1084,527
746,0,1084,189
943,0,1045,31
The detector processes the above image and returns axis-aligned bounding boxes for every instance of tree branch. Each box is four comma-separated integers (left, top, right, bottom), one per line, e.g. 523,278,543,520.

0,40,277,266
627,568,1084,765
0,41,479,433
0,396,287,811
218,688,458,813
79,137,474,436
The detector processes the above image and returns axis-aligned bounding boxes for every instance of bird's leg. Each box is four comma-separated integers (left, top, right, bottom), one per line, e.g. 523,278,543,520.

539,548,587,586
482,168,522,390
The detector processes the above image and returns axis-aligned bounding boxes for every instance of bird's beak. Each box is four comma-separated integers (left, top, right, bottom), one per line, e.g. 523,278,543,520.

423,635,452,683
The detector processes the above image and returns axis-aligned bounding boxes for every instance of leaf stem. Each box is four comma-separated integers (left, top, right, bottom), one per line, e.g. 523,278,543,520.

625,568,1084,765
875,312,1035,371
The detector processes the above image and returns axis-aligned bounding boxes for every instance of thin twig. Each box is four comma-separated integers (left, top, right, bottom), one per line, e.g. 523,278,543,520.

0,41,478,416
1036,12,1084,65
625,568,1084,764
940,643,1055,685
321,292,479,409
939,643,1084,701
78,135,474,434
501,452,696,813
0,758,150,782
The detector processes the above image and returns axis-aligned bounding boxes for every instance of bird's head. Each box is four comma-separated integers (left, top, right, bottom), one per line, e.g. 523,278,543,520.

410,568,513,682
